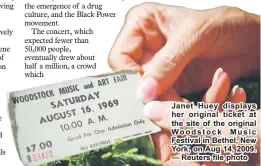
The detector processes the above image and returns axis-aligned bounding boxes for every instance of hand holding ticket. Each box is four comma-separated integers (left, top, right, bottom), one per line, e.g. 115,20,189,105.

8,70,161,166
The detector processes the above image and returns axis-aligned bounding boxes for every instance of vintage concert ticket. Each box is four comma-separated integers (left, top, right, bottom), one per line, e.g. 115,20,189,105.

8,69,161,166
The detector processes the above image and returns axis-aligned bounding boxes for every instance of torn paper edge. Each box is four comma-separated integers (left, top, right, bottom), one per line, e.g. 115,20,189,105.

7,92,25,165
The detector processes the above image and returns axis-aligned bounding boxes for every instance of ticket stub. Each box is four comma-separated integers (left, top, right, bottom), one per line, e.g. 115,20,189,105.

8,69,161,166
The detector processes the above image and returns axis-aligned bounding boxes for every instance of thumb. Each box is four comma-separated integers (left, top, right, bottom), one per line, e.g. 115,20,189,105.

144,101,189,130
137,37,197,103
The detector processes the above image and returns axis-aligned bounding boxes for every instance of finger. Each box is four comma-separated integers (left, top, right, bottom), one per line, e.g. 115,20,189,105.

144,101,182,130
202,69,230,104
152,131,172,162
152,88,181,161
228,85,247,103
108,5,165,72
137,29,204,103
141,51,154,72
212,68,223,85
108,20,143,72
164,154,201,166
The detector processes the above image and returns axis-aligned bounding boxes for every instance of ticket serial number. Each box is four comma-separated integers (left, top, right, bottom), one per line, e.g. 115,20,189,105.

27,150,53,163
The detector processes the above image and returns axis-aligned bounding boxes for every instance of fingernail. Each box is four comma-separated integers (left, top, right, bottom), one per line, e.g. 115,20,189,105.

212,68,223,85
231,85,240,96
137,77,158,103
144,101,163,121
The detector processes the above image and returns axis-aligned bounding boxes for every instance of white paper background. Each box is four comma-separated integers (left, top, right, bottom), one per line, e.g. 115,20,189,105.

0,0,260,165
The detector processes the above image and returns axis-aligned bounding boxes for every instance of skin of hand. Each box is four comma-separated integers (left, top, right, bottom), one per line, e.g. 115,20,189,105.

144,69,259,166
108,2,260,103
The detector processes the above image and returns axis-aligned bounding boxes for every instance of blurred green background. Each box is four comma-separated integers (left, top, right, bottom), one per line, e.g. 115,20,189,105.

42,136,162,166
